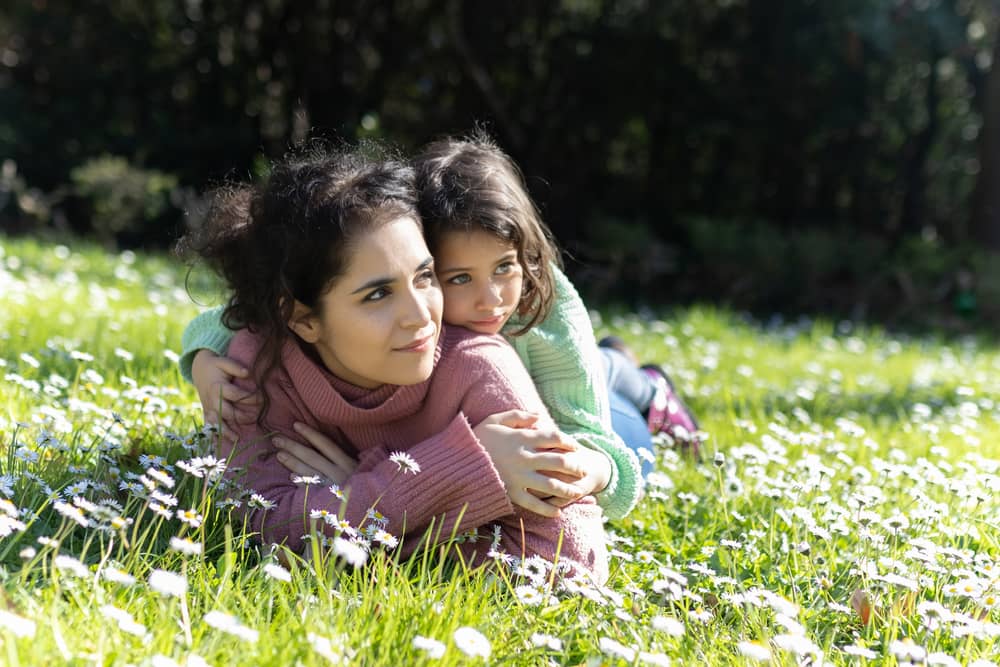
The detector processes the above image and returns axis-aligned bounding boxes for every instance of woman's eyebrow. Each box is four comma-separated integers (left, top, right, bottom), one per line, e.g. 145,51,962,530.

350,257,434,294
351,276,394,294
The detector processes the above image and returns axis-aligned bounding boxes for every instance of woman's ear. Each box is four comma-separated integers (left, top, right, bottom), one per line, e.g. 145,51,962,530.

287,300,321,343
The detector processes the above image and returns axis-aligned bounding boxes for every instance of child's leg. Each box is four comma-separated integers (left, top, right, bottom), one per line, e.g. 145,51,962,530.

607,389,654,478
600,338,702,458
600,347,657,413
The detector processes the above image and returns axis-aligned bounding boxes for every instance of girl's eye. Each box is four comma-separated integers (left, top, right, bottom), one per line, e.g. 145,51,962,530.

363,287,390,302
417,269,436,285
447,273,471,285
495,262,517,275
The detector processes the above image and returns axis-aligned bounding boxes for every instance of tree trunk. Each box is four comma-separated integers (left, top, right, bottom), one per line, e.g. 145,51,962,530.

971,34,1000,250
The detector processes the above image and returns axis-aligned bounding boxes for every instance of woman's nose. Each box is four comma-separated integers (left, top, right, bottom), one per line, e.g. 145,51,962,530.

400,288,433,327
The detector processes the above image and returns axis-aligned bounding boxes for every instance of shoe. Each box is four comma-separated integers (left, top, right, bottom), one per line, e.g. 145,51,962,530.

641,364,702,458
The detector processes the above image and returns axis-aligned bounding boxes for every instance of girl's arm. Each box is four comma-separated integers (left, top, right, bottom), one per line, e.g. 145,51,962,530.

179,306,236,381
180,306,260,426
505,266,643,520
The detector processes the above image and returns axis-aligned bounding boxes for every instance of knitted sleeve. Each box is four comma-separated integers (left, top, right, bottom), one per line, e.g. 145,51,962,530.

178,306,236,382
504,266,642,520
449,333,609,581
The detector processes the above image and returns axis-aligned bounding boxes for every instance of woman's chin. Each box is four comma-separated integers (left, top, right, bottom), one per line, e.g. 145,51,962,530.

385,356,436,386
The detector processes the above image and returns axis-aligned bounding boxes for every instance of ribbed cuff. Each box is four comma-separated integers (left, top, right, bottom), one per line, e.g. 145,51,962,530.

179,307,235,382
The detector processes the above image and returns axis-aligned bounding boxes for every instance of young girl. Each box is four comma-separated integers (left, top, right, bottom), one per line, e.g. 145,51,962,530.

179,145,608,579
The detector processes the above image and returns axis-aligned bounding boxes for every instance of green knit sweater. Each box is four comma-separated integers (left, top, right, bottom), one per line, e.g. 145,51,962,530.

178,266,642,519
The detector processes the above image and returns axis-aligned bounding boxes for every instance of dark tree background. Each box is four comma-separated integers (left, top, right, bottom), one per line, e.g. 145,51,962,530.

2,0,1000,322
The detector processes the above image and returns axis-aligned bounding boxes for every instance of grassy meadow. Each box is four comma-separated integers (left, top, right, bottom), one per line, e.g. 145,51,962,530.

1,234,999,666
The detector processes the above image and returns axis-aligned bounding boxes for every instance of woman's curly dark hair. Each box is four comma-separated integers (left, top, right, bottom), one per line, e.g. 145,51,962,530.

178,142,419,426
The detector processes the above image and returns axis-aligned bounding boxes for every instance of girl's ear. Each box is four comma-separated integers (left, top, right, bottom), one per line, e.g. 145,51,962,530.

287,300,321,343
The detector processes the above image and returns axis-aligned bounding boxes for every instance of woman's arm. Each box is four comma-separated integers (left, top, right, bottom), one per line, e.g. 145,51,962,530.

504,266,643,520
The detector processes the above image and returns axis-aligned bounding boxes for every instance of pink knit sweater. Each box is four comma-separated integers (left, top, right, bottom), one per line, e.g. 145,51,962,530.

222,325,608,581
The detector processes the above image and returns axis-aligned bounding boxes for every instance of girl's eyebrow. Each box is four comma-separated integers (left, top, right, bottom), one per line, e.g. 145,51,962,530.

438,251,517,274
350,256,434,294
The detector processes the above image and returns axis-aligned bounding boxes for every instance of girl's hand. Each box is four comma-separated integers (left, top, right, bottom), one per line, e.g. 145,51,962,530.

273,422,358,486
191,349,260,429
544,446,612,508
472,410,591,517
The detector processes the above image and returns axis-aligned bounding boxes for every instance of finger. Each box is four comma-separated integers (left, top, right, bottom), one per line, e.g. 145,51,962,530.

220,383,261,405
541,470,586,484
231,405,260,425
546,495,576,508
491,410,540,429
276,451,326,478
273,437,348,483
293,422,358,473
217,401,237,422
520,428,575,451
508,488,560,518
202,410,221,428
524,473,585,500
212,356,250,378
530,452,585,478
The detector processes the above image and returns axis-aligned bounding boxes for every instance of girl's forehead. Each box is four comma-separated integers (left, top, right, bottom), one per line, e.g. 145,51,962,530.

437,228,514,249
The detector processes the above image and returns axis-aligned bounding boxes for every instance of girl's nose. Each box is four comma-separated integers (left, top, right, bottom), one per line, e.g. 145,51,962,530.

478,281,503,307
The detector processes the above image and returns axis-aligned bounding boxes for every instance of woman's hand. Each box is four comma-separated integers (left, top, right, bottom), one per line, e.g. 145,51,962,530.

273,422,358,486
192,349,260,430
472,410,599,517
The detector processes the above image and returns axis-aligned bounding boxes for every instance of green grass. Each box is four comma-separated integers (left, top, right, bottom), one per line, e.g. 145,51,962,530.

1,234,999,666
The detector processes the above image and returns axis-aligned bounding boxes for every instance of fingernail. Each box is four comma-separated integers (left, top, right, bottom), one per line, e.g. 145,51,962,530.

273,439,284,449
293,422,304,433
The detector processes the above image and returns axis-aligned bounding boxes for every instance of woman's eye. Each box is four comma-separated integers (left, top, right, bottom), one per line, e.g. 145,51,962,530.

417,269,436,285
363,287,390,302
495,262,517,275
447,273,471,285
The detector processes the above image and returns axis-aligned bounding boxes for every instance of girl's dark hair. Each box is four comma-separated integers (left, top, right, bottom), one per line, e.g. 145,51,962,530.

178,143,418,426
413,131,561,336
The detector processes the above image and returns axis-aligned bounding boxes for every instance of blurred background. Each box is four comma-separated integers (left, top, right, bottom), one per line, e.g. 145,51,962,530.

2,0,1000,327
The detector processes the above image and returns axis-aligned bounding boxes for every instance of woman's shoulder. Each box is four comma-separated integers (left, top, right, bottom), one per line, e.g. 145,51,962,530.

228,329,265,365
228,330,306,390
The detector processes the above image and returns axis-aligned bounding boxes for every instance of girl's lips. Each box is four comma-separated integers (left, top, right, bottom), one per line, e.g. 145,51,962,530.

469,314,505,326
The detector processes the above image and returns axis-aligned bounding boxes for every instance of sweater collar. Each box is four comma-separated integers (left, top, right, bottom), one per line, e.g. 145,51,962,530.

278,333,442,425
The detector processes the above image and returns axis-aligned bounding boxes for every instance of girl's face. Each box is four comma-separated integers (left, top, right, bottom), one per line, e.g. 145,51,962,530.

290,217,443,388
434,229,524,335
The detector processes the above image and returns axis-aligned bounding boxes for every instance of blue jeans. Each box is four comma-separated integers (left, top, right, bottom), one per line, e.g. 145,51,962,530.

608,390,654,478
600,348,655,478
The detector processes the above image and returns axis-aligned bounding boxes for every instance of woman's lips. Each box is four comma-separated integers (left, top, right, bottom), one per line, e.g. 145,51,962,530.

395,333,435,352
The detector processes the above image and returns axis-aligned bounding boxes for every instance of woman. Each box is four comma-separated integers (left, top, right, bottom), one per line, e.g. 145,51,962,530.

179,145,608,581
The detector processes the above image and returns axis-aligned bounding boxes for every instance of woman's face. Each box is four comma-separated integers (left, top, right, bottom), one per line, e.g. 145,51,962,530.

434,230,524,335
291,217,443,388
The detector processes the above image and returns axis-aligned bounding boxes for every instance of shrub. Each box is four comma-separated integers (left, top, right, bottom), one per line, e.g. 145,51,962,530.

70,156,179,246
